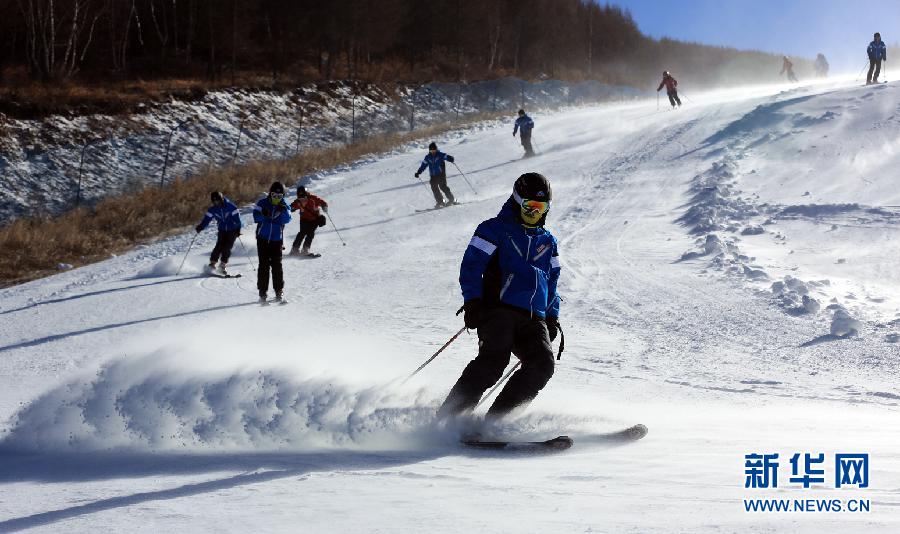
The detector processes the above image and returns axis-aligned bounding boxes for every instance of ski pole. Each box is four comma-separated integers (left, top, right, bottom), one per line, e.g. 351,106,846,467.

531,134,544,155
236,234,257,271
175,233,199,276
326,212,347,246
656,91,659,111
680,91,694,104
451,162,478,195
855,60,869,82
403,326,466,383
475,361,520,409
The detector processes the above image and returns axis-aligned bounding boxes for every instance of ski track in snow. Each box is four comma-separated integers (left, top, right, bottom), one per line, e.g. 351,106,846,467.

1,77,900,532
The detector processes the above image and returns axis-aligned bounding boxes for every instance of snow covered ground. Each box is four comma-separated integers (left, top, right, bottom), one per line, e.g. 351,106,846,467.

1,77,899,532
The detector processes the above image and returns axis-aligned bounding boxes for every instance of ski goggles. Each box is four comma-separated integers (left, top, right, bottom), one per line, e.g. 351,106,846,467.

520,198,549,218
270,192,284,200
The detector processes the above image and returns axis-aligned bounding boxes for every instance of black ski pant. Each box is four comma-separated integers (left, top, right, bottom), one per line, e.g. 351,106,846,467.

667,90,682,107
430,174,455,204
520,132,534,155
291,219,318,251
868,59,882,83
438,307,555,419
210,229,240,264
256,238,284,296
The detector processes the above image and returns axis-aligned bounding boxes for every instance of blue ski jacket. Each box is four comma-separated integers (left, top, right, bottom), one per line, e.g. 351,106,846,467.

416,151,455,177
253,196,292,242
513,115,534,137
197,197,243,233
868,40,887,61
460,198,561,319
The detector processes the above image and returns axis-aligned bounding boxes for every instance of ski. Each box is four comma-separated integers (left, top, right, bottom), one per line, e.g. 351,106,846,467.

258,297,289,306
416,202,466,213
461,435,574,452
460,424,648,452
289,253,321,259
590,423,649,443
207,273,242,278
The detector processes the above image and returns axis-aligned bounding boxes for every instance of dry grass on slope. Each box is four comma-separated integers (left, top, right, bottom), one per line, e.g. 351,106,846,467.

0,113,502,287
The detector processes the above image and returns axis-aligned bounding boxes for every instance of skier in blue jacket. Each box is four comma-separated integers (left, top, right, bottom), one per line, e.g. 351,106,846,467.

513,109,535,157
196,191,243,275
415,142,457,208
867,32,887,85
438,172,561,420
253,181,292,303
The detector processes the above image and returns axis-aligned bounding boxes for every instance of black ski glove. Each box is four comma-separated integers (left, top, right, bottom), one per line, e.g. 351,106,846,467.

195,225,202,233
261,206,272,217
461,299,482,330
446,155,455,163
414,172,420,178
546,316,560,342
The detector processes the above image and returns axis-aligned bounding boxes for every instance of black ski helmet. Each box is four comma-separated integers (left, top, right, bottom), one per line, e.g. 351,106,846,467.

270,181,285,194
513,172,552,203
518,109,525,116
296,185,308,197
875,32,881,40
428,141,438,151
210,191,224,203
663,70,669,76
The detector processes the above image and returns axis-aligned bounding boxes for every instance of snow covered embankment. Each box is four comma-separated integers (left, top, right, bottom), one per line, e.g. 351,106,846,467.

0,78,639,225
677,84,900,341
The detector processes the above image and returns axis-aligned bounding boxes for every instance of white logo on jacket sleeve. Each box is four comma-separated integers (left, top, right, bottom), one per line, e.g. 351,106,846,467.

469,236,497,255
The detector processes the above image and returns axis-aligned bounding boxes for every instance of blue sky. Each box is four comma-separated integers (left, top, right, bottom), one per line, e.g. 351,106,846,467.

609,0,898,71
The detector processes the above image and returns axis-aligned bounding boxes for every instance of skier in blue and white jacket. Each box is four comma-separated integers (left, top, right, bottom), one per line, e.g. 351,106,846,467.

196,191,242,275
867,32,887,84
513,109,535,157
415,141,457,208
438,172,561,420
253,181,292,302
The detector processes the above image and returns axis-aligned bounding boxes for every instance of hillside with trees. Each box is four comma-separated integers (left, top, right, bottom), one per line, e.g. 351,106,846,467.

0,0,810,94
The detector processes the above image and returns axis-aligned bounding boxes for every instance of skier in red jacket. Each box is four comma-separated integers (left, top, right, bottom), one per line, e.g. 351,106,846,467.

289,186,329,257
657,71,682,108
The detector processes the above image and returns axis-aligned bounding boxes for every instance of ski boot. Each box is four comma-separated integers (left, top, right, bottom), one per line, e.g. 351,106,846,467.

288,247,301,257
259,292,269,305
217,262,228,276
273,291,286,304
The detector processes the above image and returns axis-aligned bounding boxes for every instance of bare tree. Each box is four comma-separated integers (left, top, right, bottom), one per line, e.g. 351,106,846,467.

16,0,103,79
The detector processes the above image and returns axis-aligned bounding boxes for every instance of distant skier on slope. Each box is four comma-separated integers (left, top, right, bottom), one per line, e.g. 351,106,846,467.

867,32,887,85
781,56,798,82
289,186,329,257
513,109,535,157
814,53,829,78
438,172,561,420
195,191,242,276
253,181,291,303
415,141,457,209
657,71,682,108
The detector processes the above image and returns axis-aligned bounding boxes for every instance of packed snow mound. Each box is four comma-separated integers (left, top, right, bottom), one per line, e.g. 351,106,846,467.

828,305,862,337
0,352,440,453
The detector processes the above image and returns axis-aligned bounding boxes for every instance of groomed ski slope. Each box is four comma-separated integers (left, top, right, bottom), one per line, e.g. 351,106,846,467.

1,78,899,533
